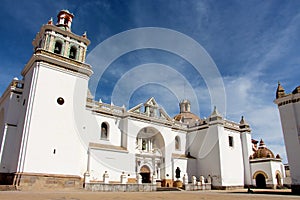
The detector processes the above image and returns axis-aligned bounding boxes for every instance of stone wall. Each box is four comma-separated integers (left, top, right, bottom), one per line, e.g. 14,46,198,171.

85,183,157,192
183,183,211,191
0,173,83,190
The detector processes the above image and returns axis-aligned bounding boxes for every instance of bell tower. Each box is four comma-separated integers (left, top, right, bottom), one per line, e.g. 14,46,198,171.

29,9,91,67
8,10,94,189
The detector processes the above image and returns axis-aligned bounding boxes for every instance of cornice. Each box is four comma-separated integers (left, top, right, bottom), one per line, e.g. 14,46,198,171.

21,49,93,78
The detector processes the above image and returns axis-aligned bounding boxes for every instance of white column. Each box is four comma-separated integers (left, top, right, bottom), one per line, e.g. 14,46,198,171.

157,167,161,180
148,140,151,152
103,171,109,184
138,138,142,150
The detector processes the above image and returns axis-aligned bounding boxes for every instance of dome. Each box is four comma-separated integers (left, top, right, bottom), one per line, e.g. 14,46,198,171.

174,112,200,122
251,139,275,159
174,99,200,123
252,147,275,159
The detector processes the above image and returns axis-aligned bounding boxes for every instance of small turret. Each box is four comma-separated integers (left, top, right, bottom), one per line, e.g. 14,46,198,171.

209,106,222,122
276,82,285,99
179,99,191,113
239,116,250,129
56,10,74,31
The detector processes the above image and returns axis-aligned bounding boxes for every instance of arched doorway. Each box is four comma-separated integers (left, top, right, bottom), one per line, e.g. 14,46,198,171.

140,165,151,183
276,173,282,186
256,173,266,188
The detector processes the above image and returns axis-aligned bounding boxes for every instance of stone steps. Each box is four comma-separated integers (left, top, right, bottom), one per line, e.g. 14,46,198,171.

0,185,17,191
157,187,182,191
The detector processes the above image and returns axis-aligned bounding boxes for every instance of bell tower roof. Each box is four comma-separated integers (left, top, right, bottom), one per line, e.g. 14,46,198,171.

56,10,74,31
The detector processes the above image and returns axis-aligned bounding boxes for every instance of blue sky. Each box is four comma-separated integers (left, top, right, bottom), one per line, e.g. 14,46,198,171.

1,0,300,163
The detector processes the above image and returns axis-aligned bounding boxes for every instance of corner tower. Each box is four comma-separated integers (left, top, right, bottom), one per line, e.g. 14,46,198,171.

274,83,300,194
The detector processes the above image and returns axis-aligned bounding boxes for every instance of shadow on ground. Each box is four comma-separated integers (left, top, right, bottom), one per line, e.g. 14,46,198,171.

230,189,298,196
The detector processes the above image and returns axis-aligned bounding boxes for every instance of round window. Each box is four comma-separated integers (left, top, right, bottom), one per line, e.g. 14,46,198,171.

57,97,65,105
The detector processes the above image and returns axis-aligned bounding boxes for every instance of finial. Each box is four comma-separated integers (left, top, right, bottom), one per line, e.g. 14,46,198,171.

83,31,87,38
276,81,285,99
48,17,53,25
240,116,245,124
240,116,249,125
211,106,219,116
259,139,266,147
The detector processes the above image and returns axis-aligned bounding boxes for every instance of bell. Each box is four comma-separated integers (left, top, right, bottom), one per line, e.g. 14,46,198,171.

55,46,60,51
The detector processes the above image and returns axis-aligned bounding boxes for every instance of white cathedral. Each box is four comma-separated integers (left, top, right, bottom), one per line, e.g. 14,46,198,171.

0,10,285,191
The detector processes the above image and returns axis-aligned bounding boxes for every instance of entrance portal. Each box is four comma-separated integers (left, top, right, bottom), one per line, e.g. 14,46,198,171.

140,165,151,183
256,173,266,188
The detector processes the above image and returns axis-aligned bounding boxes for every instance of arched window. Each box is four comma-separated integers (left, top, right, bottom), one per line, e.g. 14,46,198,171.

69,46,77,59
175,136,180,150
54,41,63,54
101,122,109,140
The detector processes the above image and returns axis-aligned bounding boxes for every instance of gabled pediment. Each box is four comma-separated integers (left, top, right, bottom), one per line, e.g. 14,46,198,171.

128,103,143,113
144,97,159,107
128,97,172,121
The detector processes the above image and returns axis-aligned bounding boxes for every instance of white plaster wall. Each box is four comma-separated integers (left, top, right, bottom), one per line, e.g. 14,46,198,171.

240,131,252,185
22,63,89,176
187,126,222,186
278,99,300,185
80,113,122,147
187,158,197,181
270,161,285,185
0,78,28,173
219,129,245,186
0,126,20,172
89,148,134,181
172,158,187,181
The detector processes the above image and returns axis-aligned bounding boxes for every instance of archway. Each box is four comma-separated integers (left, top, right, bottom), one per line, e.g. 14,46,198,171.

140,165,151,183
136,127,165,180
276,173,282,186
256,173,266,188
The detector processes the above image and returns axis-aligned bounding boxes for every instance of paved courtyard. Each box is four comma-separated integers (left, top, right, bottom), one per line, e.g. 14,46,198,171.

0,189,299,200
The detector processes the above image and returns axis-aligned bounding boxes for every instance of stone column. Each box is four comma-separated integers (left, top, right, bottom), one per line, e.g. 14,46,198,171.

192,176,197,185
152,175,157,185
207,175,212,184
183,174,188,185
103,171,109,184
137,174,142,184
200,176,205,185
120,172,127,184
84,171,90,184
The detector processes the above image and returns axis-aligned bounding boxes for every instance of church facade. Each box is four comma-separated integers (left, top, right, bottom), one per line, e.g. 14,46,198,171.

0,10,284,190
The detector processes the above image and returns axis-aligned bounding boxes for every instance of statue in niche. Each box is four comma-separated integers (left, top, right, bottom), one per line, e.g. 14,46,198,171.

175,167,181,179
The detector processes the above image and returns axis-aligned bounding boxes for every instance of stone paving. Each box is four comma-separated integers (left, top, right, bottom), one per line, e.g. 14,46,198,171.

0,189,299,200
